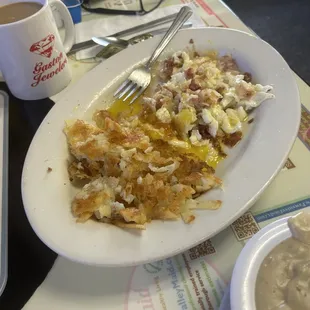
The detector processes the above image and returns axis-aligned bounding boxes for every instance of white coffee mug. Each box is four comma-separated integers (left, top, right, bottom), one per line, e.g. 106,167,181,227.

0,0,75,100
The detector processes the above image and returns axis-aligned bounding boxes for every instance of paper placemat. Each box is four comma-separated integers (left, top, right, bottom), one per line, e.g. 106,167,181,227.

24,0,310,309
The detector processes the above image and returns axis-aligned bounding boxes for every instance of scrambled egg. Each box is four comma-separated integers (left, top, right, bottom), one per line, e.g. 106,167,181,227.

144,51,274,150
65,50,275,229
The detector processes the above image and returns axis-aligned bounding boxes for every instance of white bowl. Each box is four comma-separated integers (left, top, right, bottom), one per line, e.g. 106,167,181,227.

229,216,294,309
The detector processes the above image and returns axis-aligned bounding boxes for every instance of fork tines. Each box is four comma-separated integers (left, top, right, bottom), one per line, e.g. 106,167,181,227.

114,80,139,103
113,68,150,104
114,82,143,104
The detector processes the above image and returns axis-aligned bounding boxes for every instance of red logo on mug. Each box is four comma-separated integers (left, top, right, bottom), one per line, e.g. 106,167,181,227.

29,34,55,58
31,52,68,87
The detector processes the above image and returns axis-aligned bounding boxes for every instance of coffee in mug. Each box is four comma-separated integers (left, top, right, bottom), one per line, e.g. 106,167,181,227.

0,2,42,25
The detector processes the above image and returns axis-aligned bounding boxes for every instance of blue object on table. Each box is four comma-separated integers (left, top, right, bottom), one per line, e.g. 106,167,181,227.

62,0,82,24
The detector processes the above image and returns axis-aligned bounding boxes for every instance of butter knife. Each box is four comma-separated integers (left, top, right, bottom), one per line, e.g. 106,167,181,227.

94,23,193,59
68,13,181,55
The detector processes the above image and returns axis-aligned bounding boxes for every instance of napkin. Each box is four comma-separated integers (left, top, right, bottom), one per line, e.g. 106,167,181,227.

75,4,206,60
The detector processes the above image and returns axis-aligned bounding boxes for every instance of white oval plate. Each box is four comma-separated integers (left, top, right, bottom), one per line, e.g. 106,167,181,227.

22,28,300,266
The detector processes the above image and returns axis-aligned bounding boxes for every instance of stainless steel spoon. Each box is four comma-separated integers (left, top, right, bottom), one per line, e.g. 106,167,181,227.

91,36,129,49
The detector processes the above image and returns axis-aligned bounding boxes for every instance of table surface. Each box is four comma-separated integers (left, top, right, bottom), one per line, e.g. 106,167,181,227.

224,0,310,85
1,0,310,309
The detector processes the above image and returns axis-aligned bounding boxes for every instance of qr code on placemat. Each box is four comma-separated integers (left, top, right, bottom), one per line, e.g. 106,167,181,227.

231,212,260,241
188,239,216,260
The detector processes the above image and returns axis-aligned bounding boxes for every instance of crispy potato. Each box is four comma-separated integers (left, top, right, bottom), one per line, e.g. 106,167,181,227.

66,116,223,229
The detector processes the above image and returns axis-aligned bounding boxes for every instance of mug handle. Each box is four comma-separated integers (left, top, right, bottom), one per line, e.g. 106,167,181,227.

49,0,75,53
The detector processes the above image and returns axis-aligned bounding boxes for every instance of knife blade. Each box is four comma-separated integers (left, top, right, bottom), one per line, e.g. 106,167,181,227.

95,23,193,59
68,12,181,55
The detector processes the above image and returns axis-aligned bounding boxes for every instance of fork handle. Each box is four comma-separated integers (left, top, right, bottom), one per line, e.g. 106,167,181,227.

145,6,193,69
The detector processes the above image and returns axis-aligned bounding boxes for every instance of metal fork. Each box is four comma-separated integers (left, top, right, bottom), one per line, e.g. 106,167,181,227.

113,6,193,104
